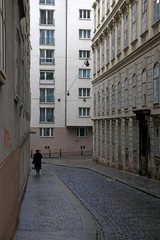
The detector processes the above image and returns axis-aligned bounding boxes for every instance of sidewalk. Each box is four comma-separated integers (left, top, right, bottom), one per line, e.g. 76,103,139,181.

15,162,96,240
43,155,160,199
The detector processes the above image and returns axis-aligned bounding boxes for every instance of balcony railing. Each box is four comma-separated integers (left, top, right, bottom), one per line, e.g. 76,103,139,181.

40,78,55,85
40,38,55,45
40,58,55,65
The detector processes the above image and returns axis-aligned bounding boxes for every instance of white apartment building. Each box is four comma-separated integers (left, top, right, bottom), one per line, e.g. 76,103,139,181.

30,0,93,156
92,0,160,180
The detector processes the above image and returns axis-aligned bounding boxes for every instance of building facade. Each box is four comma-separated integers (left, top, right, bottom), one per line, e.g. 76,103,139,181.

30,0,93,156
92,0,160,180
0,0,30,239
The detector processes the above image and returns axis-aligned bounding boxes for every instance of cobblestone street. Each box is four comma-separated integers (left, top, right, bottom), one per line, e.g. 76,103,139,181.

15,157,160,240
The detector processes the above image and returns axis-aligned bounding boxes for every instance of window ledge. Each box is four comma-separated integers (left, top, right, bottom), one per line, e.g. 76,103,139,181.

123,46,129,52
0,68,6,85
131,39,137,45
152,19,160,28
140,29,148,38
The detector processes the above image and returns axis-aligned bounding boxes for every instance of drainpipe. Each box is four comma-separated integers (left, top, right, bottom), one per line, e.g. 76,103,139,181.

65,0,68,126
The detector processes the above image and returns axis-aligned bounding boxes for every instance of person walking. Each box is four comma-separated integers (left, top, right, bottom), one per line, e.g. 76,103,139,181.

32,150,42,174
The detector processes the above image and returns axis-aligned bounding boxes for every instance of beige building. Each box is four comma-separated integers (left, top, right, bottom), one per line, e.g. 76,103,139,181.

92,0,160,180
0,0,30,239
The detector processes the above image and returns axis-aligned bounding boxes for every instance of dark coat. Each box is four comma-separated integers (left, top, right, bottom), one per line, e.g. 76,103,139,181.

33,152,42,169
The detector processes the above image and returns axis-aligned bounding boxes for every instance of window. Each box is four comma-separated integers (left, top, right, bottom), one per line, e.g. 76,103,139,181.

125,122,128,149
153,63,159,104
40,108,54,122
0,0,6,84
40,0,55,5
79,30,91,39
132,74,136,108
40,70,55,84
79,108,90,117
94,8,96,30
118,82,121,110
106,87,109,113
106,121,110,157
118,122,121,148
79,50,90,59
124,78,128,109
133,124,137,151
142,70,147,106
102,90,104,113
98,1,100,25
142,0,147,33
97,46,100,71
40,30,55,45
79,69,90,78
107,0,110,12
117,22,121,54
98,92,100,114
79,10,91,19
111,30,115,59
79,88,90,98
112,85,115,111
94,93,96,116
40,10,55,25
40,49,55,65
124,14,128,48
112,124,115,159
102,41,105,67
106,36,109,64
40,89,54,103
154,0,160,23
132,3,137,42
40,128,54,137
102,0,105,19
77,128,88,137
93,51,96,74
154,125,160,156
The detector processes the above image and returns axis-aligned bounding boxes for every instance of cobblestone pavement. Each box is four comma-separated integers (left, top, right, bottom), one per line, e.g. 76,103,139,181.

15,164,96,240
53,165,160,240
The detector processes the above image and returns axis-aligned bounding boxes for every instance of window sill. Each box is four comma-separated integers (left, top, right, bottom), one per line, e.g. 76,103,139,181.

0,68,6,85
152,19,160,28
131,39,137,46
140,29,148,38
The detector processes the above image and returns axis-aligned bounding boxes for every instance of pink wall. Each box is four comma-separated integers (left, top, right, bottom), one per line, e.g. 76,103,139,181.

0,147,20,240
30,127,93,156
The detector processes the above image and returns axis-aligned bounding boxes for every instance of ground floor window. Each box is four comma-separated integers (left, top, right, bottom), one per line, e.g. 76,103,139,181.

77,127,88,137
40,128,54,137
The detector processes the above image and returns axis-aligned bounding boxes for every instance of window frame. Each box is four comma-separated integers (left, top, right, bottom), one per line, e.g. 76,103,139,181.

154,0,160,23
79,29,91,39
77,127,88,137
132,2,137,42
79,69,91,79
40,29,55,45
0,0,6,85
153,63,159,104
40,128,54,137
79,88,91,98
40,108,54,123
124,14,128,49
142,0,147,33
40,70,55,84
124,78,128,109
79,107,90,117
132,74,137,108
79,50,90,59
40,49,55,65
39,0,55,5
142,69,147,106
40,88,55,103
79,9,91,20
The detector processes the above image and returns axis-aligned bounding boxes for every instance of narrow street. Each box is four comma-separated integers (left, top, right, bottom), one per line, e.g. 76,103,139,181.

15,157,160,240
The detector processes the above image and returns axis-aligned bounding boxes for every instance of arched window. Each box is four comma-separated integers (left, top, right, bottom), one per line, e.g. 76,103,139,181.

142,69,147,106
153,63,159,104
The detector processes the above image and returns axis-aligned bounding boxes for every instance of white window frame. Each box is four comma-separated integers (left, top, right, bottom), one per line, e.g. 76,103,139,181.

40,49,55,65
40,10,55,25
77,128,88,137
142,0,147,33
79,50,90,59
40,128,54,137
40,108,54,123
79,29,91,39
79,10,91,20
79,108,90,117
79,69,90,79
132,3,137,42
40,30,55,45
40,70,55,85
142,70,147,106
153,63,159,104
40,88,54,103
79,88,90,98
40,0,55,5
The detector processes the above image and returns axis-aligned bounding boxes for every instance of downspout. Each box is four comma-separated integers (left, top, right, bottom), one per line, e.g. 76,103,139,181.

65,0,68,126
